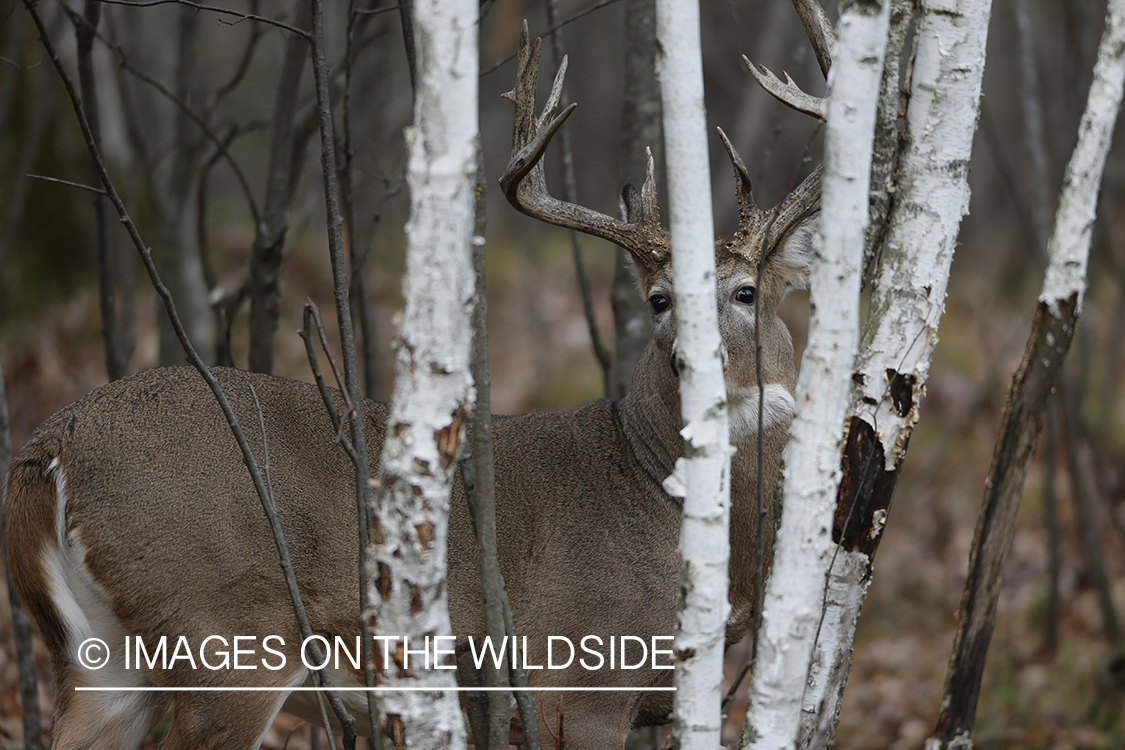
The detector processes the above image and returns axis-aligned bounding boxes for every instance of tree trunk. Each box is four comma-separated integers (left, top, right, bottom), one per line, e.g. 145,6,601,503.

614,0,659,398
155,5,211,366
654,3,731,748
741,2,888,747
797,0,996,742
75,0,127,381
0,354,43,750
930,0,1125,741
248,0,310,375
367,0,477,745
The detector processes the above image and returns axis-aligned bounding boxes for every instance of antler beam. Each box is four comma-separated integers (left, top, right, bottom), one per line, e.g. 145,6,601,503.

717,126,822,261
499,22,669,270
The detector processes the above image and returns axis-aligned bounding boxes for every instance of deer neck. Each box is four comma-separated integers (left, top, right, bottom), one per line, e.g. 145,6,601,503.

617,340,787,623
725,428,775,617
616,341,684,499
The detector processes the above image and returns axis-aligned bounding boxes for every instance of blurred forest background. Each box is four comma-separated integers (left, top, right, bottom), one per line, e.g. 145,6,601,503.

1,0,1124,747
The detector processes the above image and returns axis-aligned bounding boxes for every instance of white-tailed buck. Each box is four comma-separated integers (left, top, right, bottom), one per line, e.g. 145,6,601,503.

4,15,828,750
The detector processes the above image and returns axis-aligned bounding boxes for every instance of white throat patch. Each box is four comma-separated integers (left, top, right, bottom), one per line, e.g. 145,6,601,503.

661,384,795,498
727,383,796,441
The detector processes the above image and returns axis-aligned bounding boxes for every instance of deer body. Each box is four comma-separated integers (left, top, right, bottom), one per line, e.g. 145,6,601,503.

5,24,825,750
7,336,794,748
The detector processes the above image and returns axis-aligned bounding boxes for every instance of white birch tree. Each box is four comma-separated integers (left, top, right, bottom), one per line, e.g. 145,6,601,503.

740,0,997,745
654,1,731,747
803,0,996,743
367,0,476,745
741,1,888,747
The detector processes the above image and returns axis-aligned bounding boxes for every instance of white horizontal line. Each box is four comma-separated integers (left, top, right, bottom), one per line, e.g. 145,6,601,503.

76,686,675,693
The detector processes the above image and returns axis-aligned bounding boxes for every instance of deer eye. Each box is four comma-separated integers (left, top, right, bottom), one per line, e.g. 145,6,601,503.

648,294,671,314
734,286,756,306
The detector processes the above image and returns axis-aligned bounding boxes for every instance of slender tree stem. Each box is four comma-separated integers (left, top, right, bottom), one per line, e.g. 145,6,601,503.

20,2,357,742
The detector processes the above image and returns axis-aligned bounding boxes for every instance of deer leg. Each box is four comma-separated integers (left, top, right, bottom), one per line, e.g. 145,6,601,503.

50,684,168,750
526,694,635,750
161,691,290,750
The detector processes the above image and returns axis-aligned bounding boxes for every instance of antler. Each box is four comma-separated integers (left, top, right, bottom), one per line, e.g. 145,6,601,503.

721,0,831,262
743,0,835,121
717,127,822,264
499,22,668,270
744,61,828,122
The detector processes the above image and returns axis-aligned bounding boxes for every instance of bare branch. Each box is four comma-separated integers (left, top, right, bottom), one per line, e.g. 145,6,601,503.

480,0,625,76
0,55,39,70
354,4,399,16
308,0,376,745
205,0,266,116
19,1,357,739
65,4,263,225
300,303,361,463
25,173,106,194
92,0,310,38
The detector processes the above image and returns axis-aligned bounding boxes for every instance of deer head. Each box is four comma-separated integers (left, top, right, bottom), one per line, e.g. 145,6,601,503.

499,24,822,447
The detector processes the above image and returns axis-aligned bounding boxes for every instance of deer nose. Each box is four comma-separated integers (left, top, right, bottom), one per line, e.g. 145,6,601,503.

668,340,730,378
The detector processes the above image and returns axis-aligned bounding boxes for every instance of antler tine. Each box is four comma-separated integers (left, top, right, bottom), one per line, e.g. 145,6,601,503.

716,126,764,234
637,147,660,225
791,0,836,78
499,22,668,270
743,57,827,122
718,126,822,262
499,25,576,195
540,44,570,134
772,163,823,235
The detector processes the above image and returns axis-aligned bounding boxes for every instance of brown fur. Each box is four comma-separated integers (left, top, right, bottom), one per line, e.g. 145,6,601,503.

4,215,813,748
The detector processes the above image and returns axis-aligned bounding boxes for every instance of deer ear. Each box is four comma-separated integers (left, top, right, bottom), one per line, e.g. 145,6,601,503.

771,213,817,293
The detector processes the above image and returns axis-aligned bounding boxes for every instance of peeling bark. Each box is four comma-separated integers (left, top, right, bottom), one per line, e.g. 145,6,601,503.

367,0,476,745
807,0,995,741
654,2,730,748
742,1,888,747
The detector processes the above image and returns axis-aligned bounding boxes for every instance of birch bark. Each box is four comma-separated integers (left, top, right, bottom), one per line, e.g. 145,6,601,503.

741,2,887,747
808,0,994,741
798,0,995,743
654,2,730,748
367,0,477,745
